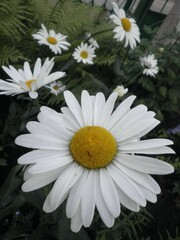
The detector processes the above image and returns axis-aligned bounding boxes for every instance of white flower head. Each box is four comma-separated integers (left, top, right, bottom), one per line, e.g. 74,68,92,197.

72,42,96,64
85,32,99,49
16,90,174,232
140,53,159,77
110,2,140,49
113,85,128,97
0,58,66,99
49,81,66,95
32,24,71,55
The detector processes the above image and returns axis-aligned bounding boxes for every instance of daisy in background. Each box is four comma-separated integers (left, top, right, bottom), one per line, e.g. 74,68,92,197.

32,24,71,55
72,42,96,64
16,90,174,232
140,53,159,77
48,81,66,96
85,32,99,49
110,2,140,49
0,58,65,99
113,85,128,97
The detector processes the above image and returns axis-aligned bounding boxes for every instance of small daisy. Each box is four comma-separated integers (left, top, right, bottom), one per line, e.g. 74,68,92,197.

16,90,174,232
72,42,96,64
32,24,71,55
49,81,66,95
110,2,140,49
0,58,65,99
140,53,159,77
113,85,128,97
85,32,99,49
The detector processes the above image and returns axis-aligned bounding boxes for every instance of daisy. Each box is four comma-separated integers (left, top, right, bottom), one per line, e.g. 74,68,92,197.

16,90,174,232
140,53,159,77
49,81,66,95
0,58,65,99
110,2,140,49
85,32,99,49
32,24,71,55
113,85,128,97
72,42,96,64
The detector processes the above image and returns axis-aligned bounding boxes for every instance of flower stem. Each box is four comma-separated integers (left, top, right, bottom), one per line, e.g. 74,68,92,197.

85,28,113,43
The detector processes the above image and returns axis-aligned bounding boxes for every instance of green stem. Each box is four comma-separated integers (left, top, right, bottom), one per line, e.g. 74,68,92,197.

85,28,113,43
47,0,62,26
119,46,130,69
126,71,142,85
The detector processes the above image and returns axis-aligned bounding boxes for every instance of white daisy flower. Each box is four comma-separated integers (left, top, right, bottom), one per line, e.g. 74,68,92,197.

32,24,71,55
72,42,96,64
113,85,128,97
110,2,140,49
85,32,99,49
49,81,66,96
16,90,174,232
0,58,65,99
140,53,159,77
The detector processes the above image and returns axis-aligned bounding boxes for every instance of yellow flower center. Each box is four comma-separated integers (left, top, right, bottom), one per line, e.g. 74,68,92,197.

80,51,88,59
47,37,57,45
121,18,131,32
25,79,36,89
70,126,117,169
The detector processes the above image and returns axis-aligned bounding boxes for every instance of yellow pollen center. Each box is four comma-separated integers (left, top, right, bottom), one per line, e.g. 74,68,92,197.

80,51,88,59
70,126,117,169
25,79,36,89
47,37,57,45
121,18,131,32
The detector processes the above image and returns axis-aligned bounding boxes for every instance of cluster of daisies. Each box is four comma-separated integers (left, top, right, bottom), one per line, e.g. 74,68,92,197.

0,3,159,99
0,1,175,233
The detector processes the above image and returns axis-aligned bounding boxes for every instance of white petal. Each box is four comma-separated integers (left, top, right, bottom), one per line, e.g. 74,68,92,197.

119,139,174,150
107,95,136,130
116,118,158,142
115,185,140,211
27,155,73,174
15,134,68,150
116,153,174,175
70,205,83,233
64,91,84,127
120,146,175,155
81,90,93,126
100,169,120,218
111,104,147,135
22,168,61,192
100,92,117,127
93,92,105,125
61,107,81,131
138,186,157,203
114,161,161,194
107,164,146,206
18,149,69,164
43,163,83,213
66,171,88,218
96,172,115,227
81,170,96,227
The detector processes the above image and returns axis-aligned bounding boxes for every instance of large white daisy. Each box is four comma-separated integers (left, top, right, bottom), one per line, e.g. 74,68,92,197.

72,42,96,64
140,53,159,77
110,2,140,49
0,58,65,99
32,24,71,55
16,90,174,232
